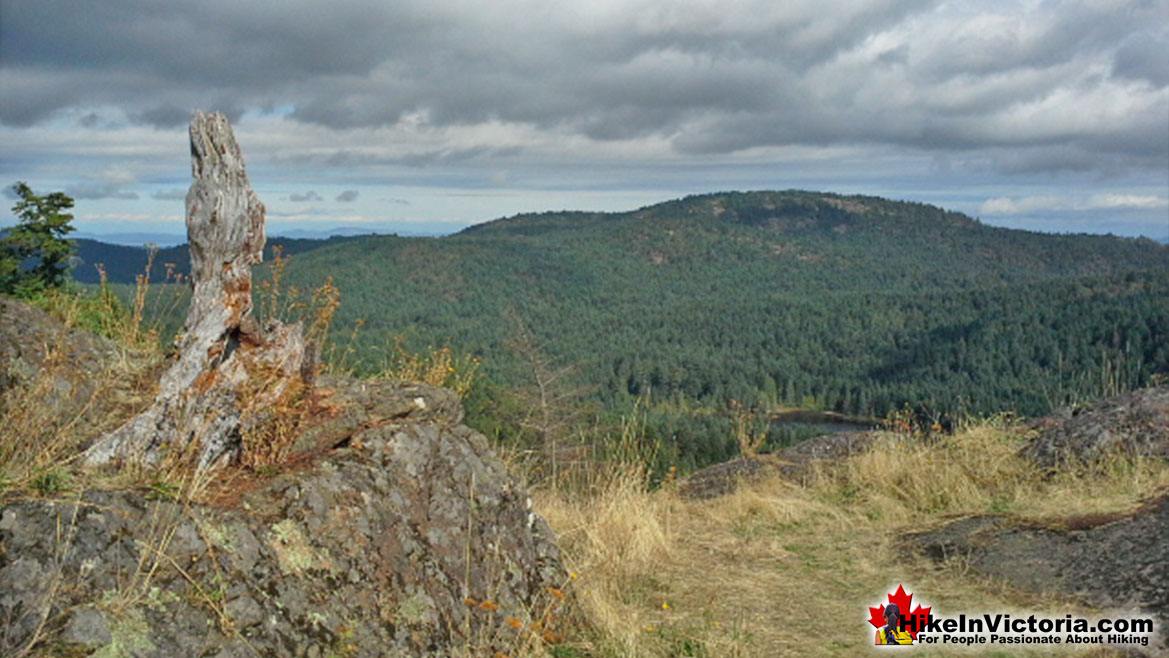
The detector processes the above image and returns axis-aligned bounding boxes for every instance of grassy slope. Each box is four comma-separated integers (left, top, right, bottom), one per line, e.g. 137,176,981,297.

537,421,1169,656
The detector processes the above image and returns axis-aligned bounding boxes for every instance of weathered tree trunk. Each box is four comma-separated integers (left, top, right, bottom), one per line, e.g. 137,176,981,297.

85,112,309,468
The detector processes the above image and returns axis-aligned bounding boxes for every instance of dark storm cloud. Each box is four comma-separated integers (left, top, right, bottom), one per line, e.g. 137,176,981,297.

398,146,524,167
131,105,200,129
323,150,381,168
1,0,1165,178
335,190,359,202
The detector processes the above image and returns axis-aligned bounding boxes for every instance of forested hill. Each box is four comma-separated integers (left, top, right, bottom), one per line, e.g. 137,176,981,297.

460,190,1164,286
265,190,1166,464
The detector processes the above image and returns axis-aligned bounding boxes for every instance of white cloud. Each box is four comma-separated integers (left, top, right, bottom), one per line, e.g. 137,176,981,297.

980,196,1067,215
979,193,1168,215
1091,194,1168,209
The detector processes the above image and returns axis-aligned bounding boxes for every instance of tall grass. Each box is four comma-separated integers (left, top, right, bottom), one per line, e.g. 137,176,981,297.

532,419,1168,656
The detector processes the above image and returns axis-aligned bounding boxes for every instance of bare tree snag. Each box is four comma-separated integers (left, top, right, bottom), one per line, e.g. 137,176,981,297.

85,111,309,468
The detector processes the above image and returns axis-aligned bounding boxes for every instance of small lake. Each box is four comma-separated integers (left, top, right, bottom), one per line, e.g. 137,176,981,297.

767,410,876,448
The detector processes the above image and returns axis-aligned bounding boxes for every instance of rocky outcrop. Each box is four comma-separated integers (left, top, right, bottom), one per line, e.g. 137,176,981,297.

677,455,778,500
905,389,1169,654
908,494,1169,653
0,296,117,422
1,379,567,657
1022,386,1169,468
677,431,877,499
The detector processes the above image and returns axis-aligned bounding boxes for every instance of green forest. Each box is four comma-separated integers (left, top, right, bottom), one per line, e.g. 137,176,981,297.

81,190,1169,471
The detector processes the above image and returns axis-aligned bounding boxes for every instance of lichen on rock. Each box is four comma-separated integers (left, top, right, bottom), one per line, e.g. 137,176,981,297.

1,387,567,657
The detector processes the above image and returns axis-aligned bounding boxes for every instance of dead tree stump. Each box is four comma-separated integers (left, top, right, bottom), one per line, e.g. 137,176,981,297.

86,112,310,468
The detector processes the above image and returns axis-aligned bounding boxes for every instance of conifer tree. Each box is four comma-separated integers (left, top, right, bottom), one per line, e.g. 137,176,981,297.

1,182,76,295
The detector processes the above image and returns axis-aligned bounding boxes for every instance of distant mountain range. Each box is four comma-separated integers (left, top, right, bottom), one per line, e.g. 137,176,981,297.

70,235,365,284
73,232,188,248
74,225,448,250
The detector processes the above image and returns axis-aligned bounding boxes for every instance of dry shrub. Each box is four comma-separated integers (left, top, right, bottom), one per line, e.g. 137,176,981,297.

237,276,340,470
728,399,768,458
237,360,311,470
376,335,482,399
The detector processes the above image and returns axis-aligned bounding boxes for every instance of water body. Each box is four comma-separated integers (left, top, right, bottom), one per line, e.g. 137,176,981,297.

767,410,876,449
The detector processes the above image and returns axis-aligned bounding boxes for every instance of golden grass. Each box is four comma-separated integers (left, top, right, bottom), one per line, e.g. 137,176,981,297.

372,334,483,399
535,463,673,656
812,424,1169,524
535,421,1169,657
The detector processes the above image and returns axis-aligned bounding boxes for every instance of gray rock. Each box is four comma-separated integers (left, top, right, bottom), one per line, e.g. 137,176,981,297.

210,641,254,658
0,296,118,426
677,431,877,499
677,456,778,500
61,606,112,648
1022,386,1169,468
907,495,1169,655
1,398,566,658
225,595,264,629
292,375,464,455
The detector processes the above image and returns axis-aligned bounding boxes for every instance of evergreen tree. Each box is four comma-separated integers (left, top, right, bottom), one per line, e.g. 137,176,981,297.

1,182,76,295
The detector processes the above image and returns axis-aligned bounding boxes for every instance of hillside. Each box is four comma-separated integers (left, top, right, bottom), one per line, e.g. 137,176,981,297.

251,191,1167,466
70,234,366,285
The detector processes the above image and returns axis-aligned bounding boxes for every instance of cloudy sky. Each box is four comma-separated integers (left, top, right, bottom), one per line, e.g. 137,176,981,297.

2,0,1167,241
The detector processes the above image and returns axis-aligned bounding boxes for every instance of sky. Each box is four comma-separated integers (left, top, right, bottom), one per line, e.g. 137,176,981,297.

1,0,1167,242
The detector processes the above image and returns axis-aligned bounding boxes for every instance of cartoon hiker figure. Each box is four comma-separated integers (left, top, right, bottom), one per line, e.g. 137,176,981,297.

875,603,913,645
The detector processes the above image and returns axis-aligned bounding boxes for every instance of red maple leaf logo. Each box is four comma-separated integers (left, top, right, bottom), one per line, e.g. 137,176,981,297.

867,584,932,640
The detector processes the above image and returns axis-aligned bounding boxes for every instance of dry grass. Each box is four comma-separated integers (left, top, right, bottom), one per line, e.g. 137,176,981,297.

536,463,671,656
534,421,1169,657
811,423,1169,524
0,294,163,495
372,334,482,399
